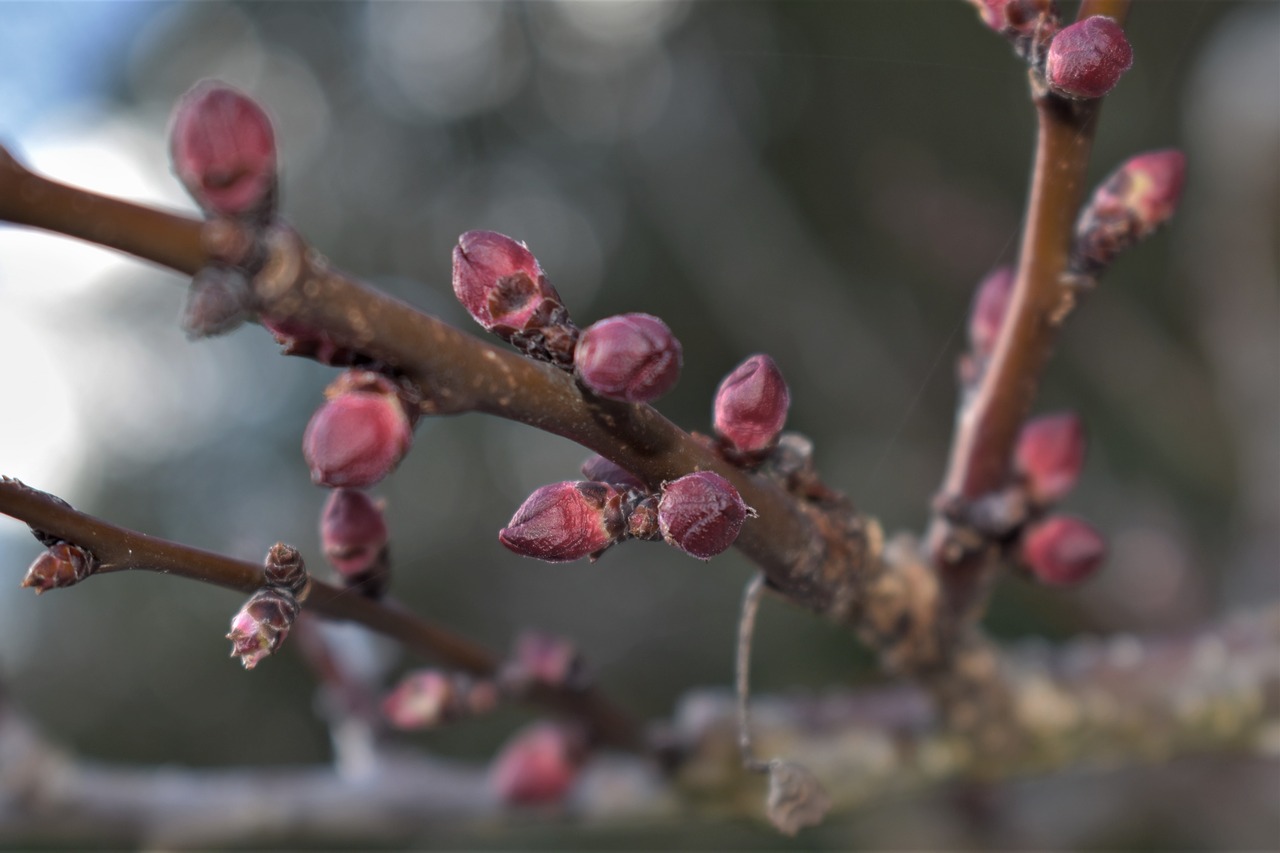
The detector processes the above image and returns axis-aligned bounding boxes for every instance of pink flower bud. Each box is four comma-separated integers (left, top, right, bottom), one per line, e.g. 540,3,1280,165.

263,542,309,597
499,481,625,563
968,266,1015,360
320,489,389,578
227,587,300,670
181,266,251,339
1014,412,1086,505
261,316,358,367
20,542,96,595
1045,16,1133,100
713,354,790,456
574,314,682,403
1074,150,1186,272
580,454,646,492
969,0,1058,39
1019,515,1106,585
657,472,754,560
302,371,414,488
489,722,584,806
511,631,583,689
452,230,564,337
170,81,277,219
382,669,456,730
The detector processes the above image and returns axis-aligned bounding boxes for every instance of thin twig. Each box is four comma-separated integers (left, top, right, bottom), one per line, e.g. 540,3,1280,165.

735,573,768,773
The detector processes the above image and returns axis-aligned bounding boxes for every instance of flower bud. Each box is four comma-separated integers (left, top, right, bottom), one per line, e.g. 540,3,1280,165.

489,722,584,806
580,454,646,492
574,314,682,403
20,542,96,594
227,587,300,670
261,316,358,367
320,489,389,578
170,81,277,220
452,231,565,338
1019,515,1106,585
657,472,754,560
181,266,252,339
1014,412,1086,505
509,631,584,690
303,371,414,488
713,354,790,457
499,481,625,563
1074,150,1186,273
382,669,457,730
967,266,1015,361
263,542,309,597
967,0,1060,58
1045,16,1133,100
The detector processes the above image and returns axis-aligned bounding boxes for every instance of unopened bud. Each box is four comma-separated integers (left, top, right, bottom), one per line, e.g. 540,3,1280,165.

263,542,309,597
170,81,277,220
181,266,251,339
574,314,682,403
261,316,358,367
302,371,415,488
320,489,389,578
1019,515,1106,585
658,472,754,560
509,631,584,690
499,481,624,563
968,266,1015,361
489,722,584,806
452,230,566,338
713,354,790,457
765,759,832,836
968,0,1059,57
227,587,299,670
580,454,646,492
382,669,457,730
1014,412,1086,505
20,542,96,594
1074,149,1186,273
1045,16,1133,100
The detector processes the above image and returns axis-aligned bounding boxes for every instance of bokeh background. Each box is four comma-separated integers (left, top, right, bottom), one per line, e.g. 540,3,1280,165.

1,1,1276,847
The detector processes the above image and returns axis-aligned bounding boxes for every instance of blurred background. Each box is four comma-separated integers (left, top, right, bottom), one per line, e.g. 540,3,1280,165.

0,1,1276,847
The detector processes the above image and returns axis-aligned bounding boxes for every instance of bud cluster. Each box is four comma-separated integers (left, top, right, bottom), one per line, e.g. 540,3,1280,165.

382,668,500,730
1072,149,1186,275
226,542,311,669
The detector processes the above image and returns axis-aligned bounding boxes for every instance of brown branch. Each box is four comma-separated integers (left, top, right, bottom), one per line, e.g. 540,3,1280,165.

0,477,639,750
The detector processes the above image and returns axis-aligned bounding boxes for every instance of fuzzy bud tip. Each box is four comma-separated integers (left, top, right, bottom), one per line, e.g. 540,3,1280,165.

657,471,754,560
574,313,682,403
170,81,277,219
499,481,624,563
1045,16,1133,100
713,354,791,456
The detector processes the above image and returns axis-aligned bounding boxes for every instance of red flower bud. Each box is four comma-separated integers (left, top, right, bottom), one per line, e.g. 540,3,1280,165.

302,372,414,488
1074,150,1186,273
1019,515,1106,585
489,722,584,806
713,354,790,456
320,489,389,578
170,81,277,219
499,481,625,563
1014,412,1086,505
968,266,1015,360
574,314,682,403
657,472,754,560
382,669,456,730
20,542,96,595
452,230,564,337
1045,16,1133,100
969,0,1058,38
580,454,646,492
227,587,299,670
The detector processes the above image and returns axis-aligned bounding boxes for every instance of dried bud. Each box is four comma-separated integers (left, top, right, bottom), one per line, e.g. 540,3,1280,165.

320,489,389,579
657,472,754,560
968,266,1015,360
489,722,584,806
499,481,624,563
20,543,96,594
765,759,833,836
580,454,646,492
452,231,565,337
181,266,252,339
1015,412,1086,505
263,542,309,597
713,354,790,457
1019,515,1106,585
382,669,456,730
1045,16,1133,100
227,587,299,670
574,314,682,403
625,496,660,540
509,631,584,690
170,81,277,219
302,372,414,488
1074,150,1186,273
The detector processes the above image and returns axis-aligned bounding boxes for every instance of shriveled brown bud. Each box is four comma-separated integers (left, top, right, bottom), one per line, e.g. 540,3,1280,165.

20,543,96,594
1045,16,1133,100
303,371,415,489
1074,149,1187,274
489,722,585,806
657,472,754,560
227,587,300,670
170,81,277,220
499,481,625,563
625,496,661,540
1014,412,1086,505
1019,515,1106,585
713,354,790,458
574,314,682,403
765,759,832,836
